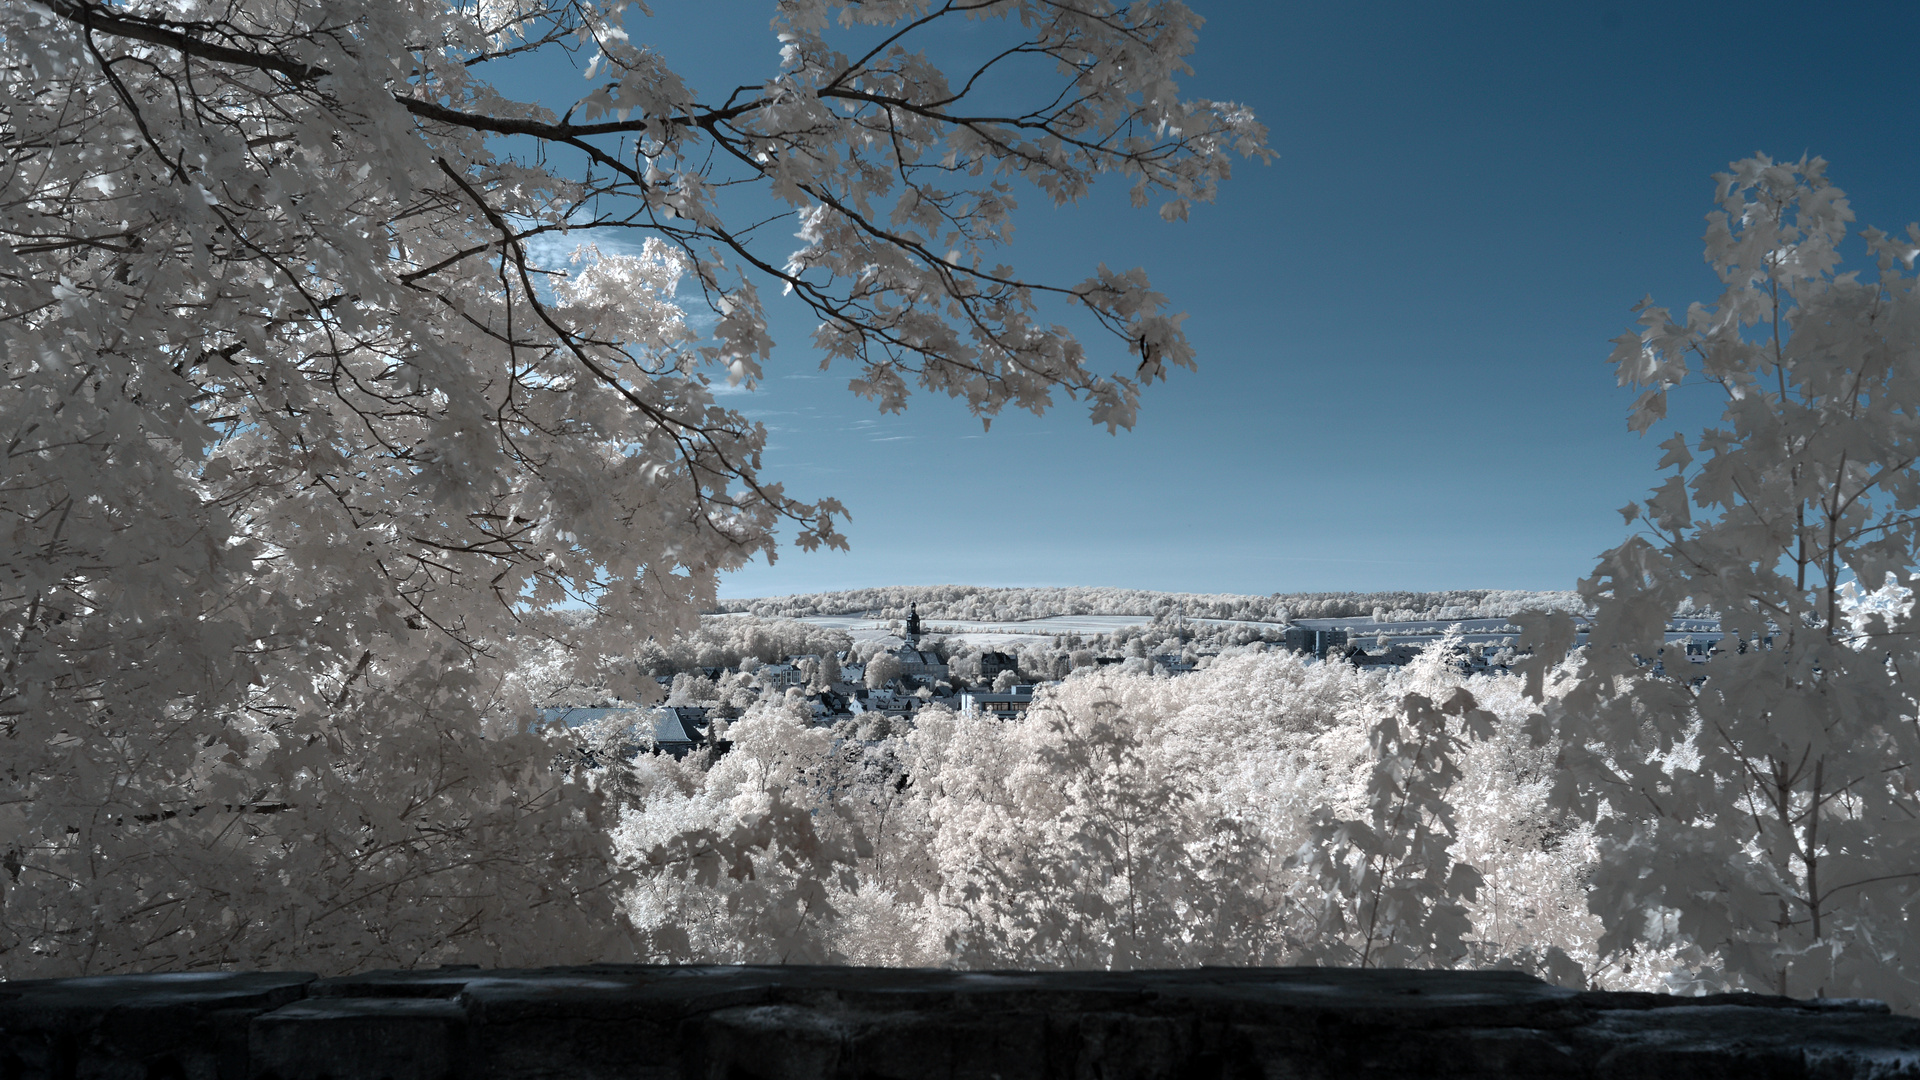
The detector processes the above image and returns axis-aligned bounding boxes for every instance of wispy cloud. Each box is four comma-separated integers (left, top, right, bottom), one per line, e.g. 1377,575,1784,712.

517,226,727,339
520,228,621,273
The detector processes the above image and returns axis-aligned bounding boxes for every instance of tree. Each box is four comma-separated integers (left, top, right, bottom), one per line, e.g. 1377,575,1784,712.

0,0,1266,975
864,653,904,690
1288,684,1490,970
615,698,867,964
1531,156,1920,1006
930,677,1279,969
668,671,718,705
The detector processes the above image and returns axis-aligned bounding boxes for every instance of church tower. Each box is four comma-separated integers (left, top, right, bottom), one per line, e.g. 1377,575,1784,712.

905,602,922,646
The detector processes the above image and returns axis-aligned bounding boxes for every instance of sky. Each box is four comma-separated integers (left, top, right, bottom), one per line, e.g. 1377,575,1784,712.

498,1,1920,600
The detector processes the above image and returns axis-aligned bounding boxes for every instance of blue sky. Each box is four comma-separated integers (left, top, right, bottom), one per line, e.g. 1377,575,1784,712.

501,1,1920,599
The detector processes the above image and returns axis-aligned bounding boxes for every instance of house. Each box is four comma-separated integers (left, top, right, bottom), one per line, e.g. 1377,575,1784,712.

758,662,800,688
808,689,854,719
663,705,711,740
1150,653,1196,674
959,684,1037,719
537,705,702,759
1680,637,1723,662
862,687,917,716
978,650,1019,682
774,689,851,723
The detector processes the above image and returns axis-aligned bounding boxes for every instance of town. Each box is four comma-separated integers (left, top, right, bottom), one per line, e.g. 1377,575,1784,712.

540,594,1741,761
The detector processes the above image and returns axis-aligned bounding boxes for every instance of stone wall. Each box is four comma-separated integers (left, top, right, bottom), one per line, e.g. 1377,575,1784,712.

3,965,1918,1079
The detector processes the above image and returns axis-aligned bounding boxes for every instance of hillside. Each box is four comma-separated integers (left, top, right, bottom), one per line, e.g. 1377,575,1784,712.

713,585,1585,625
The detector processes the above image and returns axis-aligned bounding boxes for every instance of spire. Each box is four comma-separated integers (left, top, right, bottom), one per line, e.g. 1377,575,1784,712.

905,602,922,645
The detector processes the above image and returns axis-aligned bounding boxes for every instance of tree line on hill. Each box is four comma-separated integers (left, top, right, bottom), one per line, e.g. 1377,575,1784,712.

715,586,1585,625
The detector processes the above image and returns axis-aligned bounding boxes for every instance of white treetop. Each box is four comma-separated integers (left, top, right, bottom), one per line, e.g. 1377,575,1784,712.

0,0,1266,973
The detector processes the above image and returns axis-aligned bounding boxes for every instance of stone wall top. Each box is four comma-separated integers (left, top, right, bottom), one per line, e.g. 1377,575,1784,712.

2,965,1917,1079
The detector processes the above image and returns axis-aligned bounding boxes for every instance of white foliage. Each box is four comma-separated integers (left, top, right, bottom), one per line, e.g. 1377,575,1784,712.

0,0,1264,974
1527,155,1920,1008
601,649,1603,981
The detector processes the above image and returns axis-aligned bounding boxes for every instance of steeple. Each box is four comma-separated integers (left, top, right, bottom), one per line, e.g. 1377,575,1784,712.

905,602,922,646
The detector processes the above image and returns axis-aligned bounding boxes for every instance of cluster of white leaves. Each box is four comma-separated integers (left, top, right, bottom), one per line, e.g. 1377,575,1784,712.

0,0,1263,974
1837,572,1916,638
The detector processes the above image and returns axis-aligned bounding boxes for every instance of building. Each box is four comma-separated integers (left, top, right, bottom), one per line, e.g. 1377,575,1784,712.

807,690,853,720
537,705,703,759
870,602,948,685
891,643,948,684
978,650,1019,682
959,684,1037,719
758,662,800,688
861,687,917,716
662,705,711,740
1283,626,1348,658
1353,643,1420,667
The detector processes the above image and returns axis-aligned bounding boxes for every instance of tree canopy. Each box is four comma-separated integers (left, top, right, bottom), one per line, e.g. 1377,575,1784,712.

0,0,1265,973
